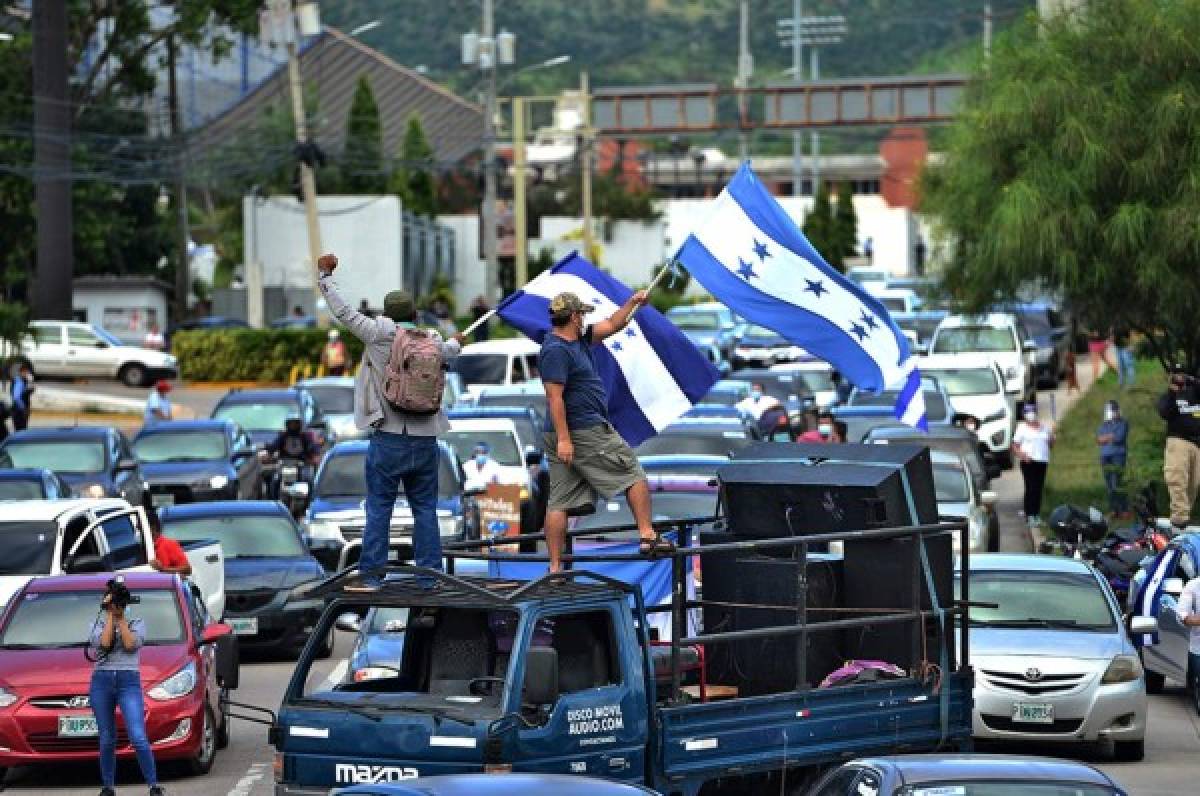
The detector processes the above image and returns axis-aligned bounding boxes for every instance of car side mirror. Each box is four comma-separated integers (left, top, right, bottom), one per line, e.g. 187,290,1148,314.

335,613,362,633
1163,578,1185,597
523,646,559,707
524,448,544,467
116,457,139,472
1129,615,1158,635
201,622,232,645
981,490,998,507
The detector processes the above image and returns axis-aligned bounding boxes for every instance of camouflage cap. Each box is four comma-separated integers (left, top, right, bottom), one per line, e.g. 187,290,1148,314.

548,292,595,316
383,290,415,322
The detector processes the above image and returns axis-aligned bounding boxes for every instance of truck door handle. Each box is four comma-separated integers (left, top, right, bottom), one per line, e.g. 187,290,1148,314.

205,554,219,563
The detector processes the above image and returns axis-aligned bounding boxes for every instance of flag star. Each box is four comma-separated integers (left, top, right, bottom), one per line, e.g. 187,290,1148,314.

752,238,771,262
860,310,879,330
625,327,637,338
610,341,623,352
849,322,868,341
736,258,757,280
803,278,828,298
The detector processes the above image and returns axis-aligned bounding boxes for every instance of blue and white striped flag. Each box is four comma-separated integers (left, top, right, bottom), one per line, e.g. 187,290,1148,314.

675,163,927,429
496,253,721,447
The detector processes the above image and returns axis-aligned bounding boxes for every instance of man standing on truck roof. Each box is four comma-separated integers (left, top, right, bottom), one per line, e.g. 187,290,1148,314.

317,253,465,591
540,291,673,573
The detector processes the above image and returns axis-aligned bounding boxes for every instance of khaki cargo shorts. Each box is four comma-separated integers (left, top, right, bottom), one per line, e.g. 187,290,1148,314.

543,423,646,512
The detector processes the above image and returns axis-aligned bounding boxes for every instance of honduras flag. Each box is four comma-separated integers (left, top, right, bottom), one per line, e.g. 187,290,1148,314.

496,253,721,446
675,164,927,429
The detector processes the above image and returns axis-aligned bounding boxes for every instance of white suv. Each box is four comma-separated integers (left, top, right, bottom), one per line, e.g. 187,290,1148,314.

5,321,177,387
920,353,1013,466
928,313,1036,404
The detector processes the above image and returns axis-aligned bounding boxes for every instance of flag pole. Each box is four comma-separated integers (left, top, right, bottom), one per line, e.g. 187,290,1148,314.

461,307,498,338
633,261,675,317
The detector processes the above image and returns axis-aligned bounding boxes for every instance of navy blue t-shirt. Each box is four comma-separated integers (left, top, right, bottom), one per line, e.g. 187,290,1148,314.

539,327,609,432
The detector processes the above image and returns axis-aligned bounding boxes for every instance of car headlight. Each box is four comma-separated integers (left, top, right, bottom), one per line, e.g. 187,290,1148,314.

1101,654,1142,685
982,410,1006,424
208,475,229,489
1004,366,1018,380
306,519,344,541
147,661,197,701
0,685,17,708
81,483,107,498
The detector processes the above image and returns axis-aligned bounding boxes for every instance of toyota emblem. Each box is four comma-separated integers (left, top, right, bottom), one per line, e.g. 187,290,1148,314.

67,695,90,708
1024,668,1043,682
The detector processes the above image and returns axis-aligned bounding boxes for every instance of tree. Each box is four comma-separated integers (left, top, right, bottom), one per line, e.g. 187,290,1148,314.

390,115,438,216
341,76,386,194
803,182,842,270
921,0,1200,372
834,181,859,263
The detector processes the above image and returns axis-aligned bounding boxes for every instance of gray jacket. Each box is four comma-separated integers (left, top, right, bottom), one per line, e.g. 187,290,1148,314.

318,272,461,436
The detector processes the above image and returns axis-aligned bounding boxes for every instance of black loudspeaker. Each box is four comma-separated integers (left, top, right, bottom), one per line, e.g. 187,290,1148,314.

701,532,844,696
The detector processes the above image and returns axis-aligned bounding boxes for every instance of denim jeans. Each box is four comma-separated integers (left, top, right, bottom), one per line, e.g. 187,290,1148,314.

89,669,157,787
1190,651,1200,695
362,431,441,581
1117,347,1136,386
1101,454,1128,514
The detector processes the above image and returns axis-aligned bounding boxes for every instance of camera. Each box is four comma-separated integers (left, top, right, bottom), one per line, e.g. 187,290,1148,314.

104,576,140,610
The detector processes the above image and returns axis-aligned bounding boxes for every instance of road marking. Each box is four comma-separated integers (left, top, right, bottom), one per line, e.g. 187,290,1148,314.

227,762,270,796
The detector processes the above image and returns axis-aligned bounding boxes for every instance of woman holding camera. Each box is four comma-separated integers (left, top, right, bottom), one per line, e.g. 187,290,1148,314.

87,579,163,796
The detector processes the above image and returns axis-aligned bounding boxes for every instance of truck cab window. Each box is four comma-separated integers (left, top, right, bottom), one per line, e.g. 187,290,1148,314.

526,610,620,699
63,515,103,571
102,514,148,569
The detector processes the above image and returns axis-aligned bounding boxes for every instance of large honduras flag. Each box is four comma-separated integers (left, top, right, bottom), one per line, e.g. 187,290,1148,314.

496,253,721,446
675,164,926,429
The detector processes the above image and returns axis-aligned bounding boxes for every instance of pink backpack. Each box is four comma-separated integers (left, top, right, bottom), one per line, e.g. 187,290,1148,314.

381,328,445,415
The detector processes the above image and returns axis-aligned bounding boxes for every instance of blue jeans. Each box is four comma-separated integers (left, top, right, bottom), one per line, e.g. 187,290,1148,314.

89,669,157,787
1117,347,1136,386
1101,454,1127,514
1190,652,1200,695
362,431,441,580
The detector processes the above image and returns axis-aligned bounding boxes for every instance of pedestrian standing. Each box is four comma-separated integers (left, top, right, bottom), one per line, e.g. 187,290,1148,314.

913,236,927,275
1113,327,1136,388
143,380,172,426
1175,576,1200,698
1087,327,1116,380
1012,402,1054,527
862,237,874,266
540,291,667,572
1158,366,1200,528
142,322,165,352
1096,399,1129,518
316,254,464,591
1064,347,1080,394
10,364,33,431
470,295,492,342
321,329,348,377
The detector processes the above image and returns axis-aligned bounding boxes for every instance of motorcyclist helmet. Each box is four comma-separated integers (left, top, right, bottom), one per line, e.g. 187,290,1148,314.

285,411,303,433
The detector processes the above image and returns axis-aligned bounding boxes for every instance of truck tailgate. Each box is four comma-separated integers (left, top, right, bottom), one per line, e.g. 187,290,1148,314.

657,672,971,782
182,540,225,619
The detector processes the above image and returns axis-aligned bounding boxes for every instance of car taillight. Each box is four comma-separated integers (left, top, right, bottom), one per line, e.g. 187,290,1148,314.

274,751,284,782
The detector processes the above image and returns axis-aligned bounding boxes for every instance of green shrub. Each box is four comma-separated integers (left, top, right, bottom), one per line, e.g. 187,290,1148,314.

173,328,365,383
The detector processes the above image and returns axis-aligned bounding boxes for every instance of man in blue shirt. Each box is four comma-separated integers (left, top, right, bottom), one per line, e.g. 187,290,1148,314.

143,380,172,426
1097,399,1129,517
10,364,33,431
540,290,669,572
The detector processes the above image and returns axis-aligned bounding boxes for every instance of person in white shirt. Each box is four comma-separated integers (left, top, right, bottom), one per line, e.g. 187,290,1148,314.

736,383,782,421
1011,402,1055,527
461,442,505,489
142,323,165,352
1176,577,1200,696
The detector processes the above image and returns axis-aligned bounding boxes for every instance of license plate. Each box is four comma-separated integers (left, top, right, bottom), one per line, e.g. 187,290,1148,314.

229,617,258,636
1012,702,1054,724
58,715,98,737
151,493,175,507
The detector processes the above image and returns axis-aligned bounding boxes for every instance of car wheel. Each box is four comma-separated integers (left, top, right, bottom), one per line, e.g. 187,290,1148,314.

1112,738,1145,762
118,362,147,387
215,688,231,749
185,703,217,776
1144,668,1165,695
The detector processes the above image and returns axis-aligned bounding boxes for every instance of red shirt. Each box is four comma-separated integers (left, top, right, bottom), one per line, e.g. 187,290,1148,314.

154,535,190,571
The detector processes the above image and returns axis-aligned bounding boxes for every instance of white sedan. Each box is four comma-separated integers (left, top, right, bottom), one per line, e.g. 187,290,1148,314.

932,450,997,554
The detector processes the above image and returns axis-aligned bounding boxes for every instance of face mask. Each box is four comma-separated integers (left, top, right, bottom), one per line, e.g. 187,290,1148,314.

1024,411,1037,423
750,390,763,401
474,454,488,467
818,424,833,437
1104,409,1115,422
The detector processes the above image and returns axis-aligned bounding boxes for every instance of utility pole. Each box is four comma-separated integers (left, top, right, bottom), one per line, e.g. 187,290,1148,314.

31,0,72,320
512,96,528,287
780,14,846,201
810,48,820,192
166,34,191,324
790,0,803,197
580,71,594,262
481,0,498,299
735,0,753,161
983,2,993,65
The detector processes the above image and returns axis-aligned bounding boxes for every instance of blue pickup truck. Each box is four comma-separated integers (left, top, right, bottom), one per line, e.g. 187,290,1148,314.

268,449,972,795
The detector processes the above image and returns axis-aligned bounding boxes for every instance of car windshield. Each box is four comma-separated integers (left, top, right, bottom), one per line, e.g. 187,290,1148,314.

0,521,57,575
0,479,45,501
880,296,909,312
968,571,1115,629
849,391,948,422
1019,310,1055,336
164,514,306,558
637,432,750,457
93,326,124,347
700,387,746,406
933,327,1017,353
575,492,718,532
922,368,1000,396
213,401,294,432
306,386,354,415
934,463,971,503
476,393,547,419
454,354,508,385
906,783,1118,796
1,441,106,474
316,452,458,500
669,311,721,331
793,369,835,392
744,324,780,338
0,590,184,648
444,430,521,467
134,431,227,463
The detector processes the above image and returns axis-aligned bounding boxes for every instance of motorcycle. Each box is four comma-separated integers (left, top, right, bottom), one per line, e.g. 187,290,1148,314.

259,451,313,519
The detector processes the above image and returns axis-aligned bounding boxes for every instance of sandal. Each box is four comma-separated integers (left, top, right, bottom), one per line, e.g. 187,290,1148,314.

638,536,677,557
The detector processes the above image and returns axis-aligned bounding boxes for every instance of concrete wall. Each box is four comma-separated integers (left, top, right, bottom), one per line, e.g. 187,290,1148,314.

437,214,487,311
73,286,170,344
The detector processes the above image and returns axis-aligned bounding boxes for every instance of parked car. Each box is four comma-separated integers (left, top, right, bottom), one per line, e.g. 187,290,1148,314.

1,320,177,387
471,383,548,421
929,313,1037,403
637,454,730,480
862,424,998,492
834,378,954,442
133,420,262,506
635,419,755,457
1128,532,1200,701
210,387,325,449
846,266,890,288
304,440,474,572
931,450,998,554
919,353,1014,466
696,379,752,408
964,554,1153,760
731,324,806,369
296,376,359,441
0,573,236,778
169,316,248,333
769,361,838,408
728,367,817,432
575,475,718,538
891,309,949,354
0,468,73,500
456,394,546,436
0,497,226,620
872,287,921,315
445,417,535,491
160,501,329,656
808,754,1129,796
1012,302,1071,387
665,302,743,363
451,339,541,398
0,426,146,505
